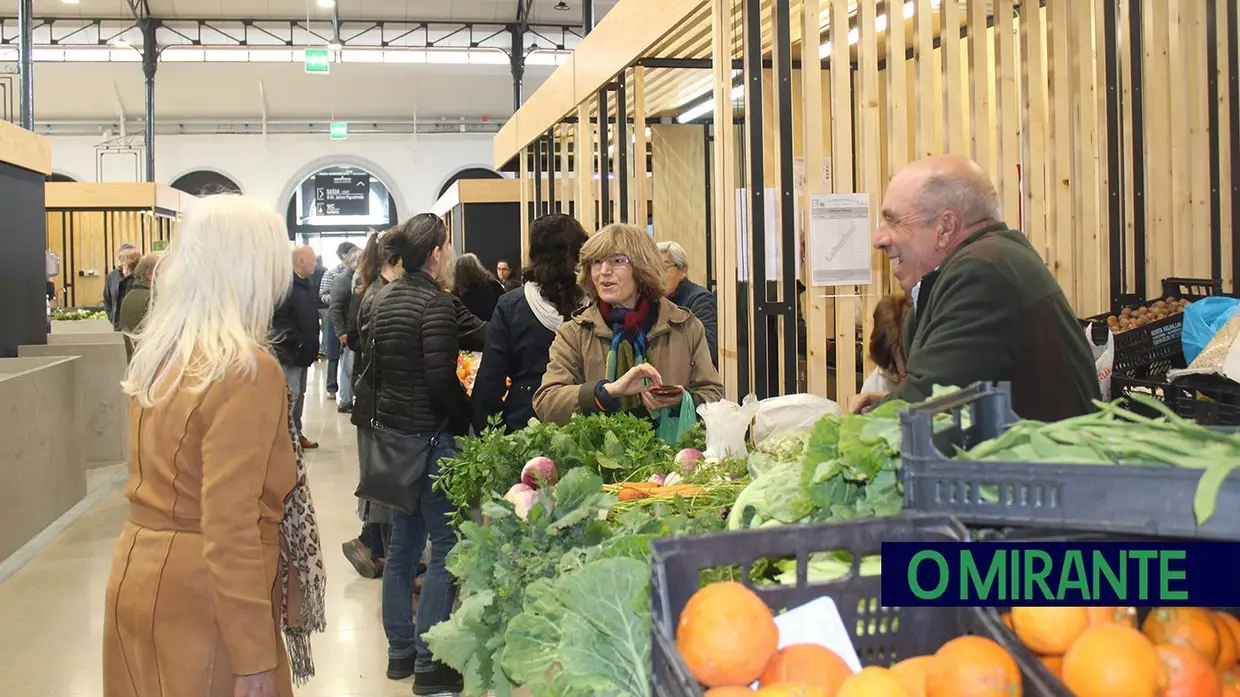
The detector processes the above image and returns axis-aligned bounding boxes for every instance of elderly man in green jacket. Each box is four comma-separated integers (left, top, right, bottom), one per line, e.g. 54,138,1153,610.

851,154,1099,421
118,253,161,361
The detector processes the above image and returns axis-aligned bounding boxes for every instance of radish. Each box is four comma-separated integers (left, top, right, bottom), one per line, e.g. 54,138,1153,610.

503,483,536,520
521,456,559,490
675,448,704,474
648,473,667,486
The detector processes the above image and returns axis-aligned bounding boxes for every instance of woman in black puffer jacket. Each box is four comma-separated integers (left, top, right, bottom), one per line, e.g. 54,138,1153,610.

369,213,485,693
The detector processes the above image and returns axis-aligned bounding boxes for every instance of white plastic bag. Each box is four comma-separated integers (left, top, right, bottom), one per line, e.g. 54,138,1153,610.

752,393,839,445
697,394,761,459
1084,322,1114,401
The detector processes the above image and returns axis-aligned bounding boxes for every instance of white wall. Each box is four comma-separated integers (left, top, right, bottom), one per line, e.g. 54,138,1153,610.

47,132,499,217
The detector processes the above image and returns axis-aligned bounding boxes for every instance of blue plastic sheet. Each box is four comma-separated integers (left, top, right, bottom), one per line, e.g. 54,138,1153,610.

1182,296,1240,364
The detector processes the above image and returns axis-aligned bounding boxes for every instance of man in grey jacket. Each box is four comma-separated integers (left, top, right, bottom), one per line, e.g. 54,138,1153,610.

329,247,361,413
320,241,360,399
102,243,138,330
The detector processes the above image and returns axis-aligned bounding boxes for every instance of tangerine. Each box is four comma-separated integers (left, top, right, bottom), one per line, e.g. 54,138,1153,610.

1000,613,1013,630
1011,606,1089,655
1086,606,1138,628
1062,624,1163,697
706,688,757,697
1038,655,1062,679
1144,607,1222,665
1217,613,1240,668
925,635,1022,697
677,582,779,687
837,667,910,697
1157,643,1222,697
890,656,929,697
1223,668,1240,697
1214,613,1240,672
759,644,853,693
753,685,828,697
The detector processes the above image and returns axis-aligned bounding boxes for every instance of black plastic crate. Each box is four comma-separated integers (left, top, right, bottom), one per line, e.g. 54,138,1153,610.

1089,277,1223,376
1173,373,1240,426
899,381,1240,540
649,515,1063,697
1111,373,1181,418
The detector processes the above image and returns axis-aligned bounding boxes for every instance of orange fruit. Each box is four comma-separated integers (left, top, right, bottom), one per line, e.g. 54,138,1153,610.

1215,613,1240,671
759,644,853,693
1145,607,1222,665
753,685,827,697
1223,668,1240,697
706,689,757,697
1011,606,1089,655
890,656,929,697
1039,655,1063,679
925,635,1021,697
1062,624,1163,697
837,667,910,697
1087,606,1138,628
1157,643,1222,697
676,582,779,687
1218,613,1240,666
1000,613,1013,630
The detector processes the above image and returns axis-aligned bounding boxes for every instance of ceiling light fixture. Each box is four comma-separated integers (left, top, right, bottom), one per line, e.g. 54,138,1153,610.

554,1,571,10
61,0,81,5
316,0,335,7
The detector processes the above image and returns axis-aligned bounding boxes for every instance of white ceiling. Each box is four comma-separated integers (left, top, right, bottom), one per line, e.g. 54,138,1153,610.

32,0,615,24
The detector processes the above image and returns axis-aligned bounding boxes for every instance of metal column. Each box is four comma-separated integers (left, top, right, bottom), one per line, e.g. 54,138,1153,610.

17,0,34,129
509,24,526,112
142,20,158,182
1207,0,1223,283
616,81,629,223
1103,0,1125,309
1129,0,1147,300
743,0,769,398
1229,0,1240,293
583,0,595,33
771,0,797,396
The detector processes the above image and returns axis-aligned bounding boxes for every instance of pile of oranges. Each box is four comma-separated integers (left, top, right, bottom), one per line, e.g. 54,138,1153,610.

675,581,1023,697
1000,605,1240,697
457,352,480,394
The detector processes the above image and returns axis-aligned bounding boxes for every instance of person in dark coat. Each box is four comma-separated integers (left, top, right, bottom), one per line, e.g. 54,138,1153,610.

451,253,506,322
272,245,322,449
370,214,485,693
103,244,139,330
472,214,590,435
118,253,161,361
851,154,1099,421
658,240,719,367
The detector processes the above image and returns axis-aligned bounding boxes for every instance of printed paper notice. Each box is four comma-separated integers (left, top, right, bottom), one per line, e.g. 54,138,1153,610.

808,193,872,287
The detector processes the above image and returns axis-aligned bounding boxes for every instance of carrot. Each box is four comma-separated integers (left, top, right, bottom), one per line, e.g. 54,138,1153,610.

617,487,650,502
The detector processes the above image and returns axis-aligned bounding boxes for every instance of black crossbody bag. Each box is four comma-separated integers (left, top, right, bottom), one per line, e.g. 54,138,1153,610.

354,289,448,516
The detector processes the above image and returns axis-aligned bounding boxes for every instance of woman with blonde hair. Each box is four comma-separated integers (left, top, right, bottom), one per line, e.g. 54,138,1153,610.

533,223,723,435
104,195,326,697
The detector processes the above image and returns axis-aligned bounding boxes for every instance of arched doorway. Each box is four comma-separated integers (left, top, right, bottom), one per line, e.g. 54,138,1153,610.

437,166,503,199
47,172,77,182
286,165,398,264
170,169,242,196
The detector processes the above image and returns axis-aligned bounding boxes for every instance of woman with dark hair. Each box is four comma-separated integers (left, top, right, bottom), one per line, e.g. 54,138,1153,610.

451,252,506,321
472,214,590,434
861,293,913,393
369,213,484,694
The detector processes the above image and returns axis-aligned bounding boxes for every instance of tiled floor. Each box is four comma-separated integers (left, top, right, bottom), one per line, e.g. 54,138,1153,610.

0,362,414,697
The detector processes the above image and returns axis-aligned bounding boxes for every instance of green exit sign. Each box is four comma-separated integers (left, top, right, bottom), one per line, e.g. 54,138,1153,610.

152,239,168,251
330,122,348,140
304,48,330,73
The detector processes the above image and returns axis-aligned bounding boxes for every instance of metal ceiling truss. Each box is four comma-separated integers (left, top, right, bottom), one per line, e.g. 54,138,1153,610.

0,17,583,55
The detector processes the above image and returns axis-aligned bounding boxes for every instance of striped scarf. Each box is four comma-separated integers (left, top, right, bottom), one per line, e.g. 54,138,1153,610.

600,298,653,413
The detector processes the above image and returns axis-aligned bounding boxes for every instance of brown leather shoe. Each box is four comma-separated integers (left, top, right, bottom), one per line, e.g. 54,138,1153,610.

299,435,319,449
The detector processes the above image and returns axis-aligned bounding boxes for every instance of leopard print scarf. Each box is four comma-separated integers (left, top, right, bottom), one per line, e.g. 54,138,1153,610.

280,388,328,685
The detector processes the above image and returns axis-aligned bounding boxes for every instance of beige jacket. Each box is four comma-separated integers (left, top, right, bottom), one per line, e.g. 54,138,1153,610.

533,297,724,425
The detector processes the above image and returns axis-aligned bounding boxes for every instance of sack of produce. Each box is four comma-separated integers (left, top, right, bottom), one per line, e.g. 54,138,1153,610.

1182,296,1240,364
751,393,839,445
1083,321,1115,401
697,394,760,459
1171,311,1240,384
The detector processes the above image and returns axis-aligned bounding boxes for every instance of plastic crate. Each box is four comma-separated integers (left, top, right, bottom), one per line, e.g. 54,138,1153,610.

899,381,1240,540
649,515,1063,697
1172,373,1240,426
1110,373,1180,419
1089,277,1223,376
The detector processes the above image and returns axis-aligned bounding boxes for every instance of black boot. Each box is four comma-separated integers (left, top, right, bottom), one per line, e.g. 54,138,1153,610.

386,654,416,680
413,664,464,695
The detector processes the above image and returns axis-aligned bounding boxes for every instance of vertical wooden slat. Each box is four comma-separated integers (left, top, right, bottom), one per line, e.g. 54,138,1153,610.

802,0,828,398
886,0,910,298
858,0,882,380
968,0,993,179
830,0,856,404
632,66,649,227
1021,0,1049,267
576,102,595,229
712,0,740,400
994,0,1021,225
1048,0,1076,305
1168,1,1192,280
941,0,966,155
560,124,572,216
1187,0,1212,279
1075,0,1104,316
520,146,531,265
1144,0,1172,292
915,0,940,158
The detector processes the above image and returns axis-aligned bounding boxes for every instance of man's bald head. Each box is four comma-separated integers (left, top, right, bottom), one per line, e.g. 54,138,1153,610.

874,155,1003,292
292,245,317,278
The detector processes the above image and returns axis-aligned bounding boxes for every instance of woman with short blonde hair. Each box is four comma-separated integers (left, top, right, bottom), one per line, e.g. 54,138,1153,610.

534,223,723,434
105,195,326,697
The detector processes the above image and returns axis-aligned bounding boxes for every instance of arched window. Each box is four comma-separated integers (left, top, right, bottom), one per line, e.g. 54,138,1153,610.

47,172,77,183
285,165,398,262
170,170,242,196
438,167,503,199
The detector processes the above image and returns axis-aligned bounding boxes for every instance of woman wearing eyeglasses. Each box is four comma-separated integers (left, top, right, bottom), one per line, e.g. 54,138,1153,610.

533,223,723,436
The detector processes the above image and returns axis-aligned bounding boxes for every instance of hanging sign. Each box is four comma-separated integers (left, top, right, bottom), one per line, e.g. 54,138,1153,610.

305,48,330,74
807,193,873,287
330,122,349,140
314,174,370,216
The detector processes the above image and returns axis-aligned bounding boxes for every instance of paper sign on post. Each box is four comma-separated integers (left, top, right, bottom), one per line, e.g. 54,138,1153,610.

808,193,873,287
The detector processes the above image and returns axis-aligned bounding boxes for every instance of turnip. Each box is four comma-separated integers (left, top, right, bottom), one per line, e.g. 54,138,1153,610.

521,456,559,490
675,448,704,474
648,473,667,486
504,483,536,521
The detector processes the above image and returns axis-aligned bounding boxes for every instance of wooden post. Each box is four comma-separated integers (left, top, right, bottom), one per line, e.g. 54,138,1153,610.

712,0,740,400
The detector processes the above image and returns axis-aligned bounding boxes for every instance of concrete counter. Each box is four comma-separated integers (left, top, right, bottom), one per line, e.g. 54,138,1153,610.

50,319,115,335
20,339,128,465
0,356,85,562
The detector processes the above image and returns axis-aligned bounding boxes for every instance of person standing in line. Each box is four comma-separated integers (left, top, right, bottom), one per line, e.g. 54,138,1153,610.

103,243,139,330
451,253,506,322
273,245,322,449
103,194,327,697
329,247,362,414
496,258,519,291
320,241,360,400
118,253,161,362
311,255,328,358
658,241,719,368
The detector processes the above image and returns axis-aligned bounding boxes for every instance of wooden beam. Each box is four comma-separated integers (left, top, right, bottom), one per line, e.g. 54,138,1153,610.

830,0,857,404
0,121,51,175
576,102,596,229
712,0,740,400
802,0,829,398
